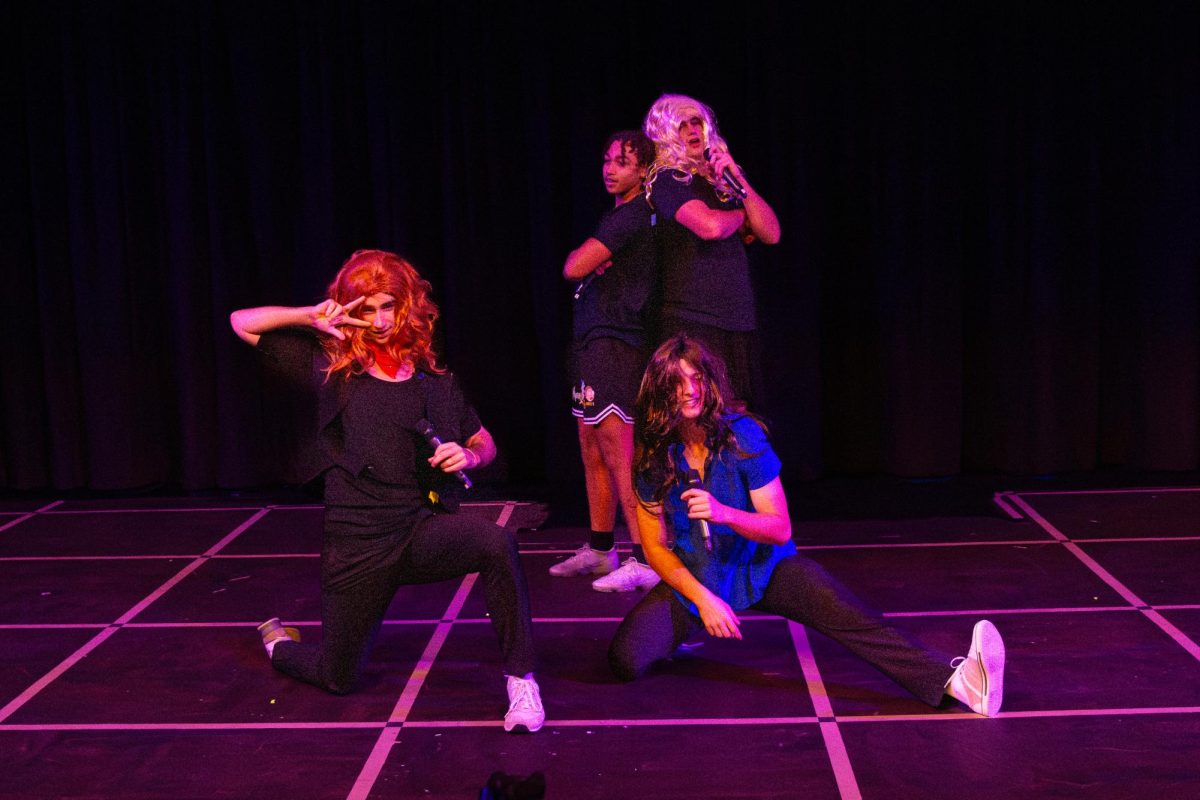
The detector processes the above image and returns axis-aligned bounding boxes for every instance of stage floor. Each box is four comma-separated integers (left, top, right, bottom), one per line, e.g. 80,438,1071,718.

2,481,1198,799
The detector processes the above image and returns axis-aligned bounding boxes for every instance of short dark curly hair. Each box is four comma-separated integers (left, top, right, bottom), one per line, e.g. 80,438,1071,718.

603,129,656,169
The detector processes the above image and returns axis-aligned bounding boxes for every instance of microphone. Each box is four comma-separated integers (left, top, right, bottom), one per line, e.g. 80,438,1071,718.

573,258,613,299
416,419,473,490
684,468,712,552
704,147,748,199
573,273,596,300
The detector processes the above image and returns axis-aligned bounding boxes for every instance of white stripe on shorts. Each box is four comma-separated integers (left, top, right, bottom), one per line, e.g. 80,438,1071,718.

572,403,634,425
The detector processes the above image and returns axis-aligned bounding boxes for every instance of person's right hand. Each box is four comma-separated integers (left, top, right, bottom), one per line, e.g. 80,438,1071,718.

310,296,370,340
697,592,742,640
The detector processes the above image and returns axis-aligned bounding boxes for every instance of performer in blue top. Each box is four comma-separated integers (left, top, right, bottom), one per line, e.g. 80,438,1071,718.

608,334,1007,716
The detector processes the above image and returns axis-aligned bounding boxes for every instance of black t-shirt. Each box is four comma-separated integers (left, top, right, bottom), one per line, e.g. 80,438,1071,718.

256,330,481,530
572,196,656,349
649,169,756,332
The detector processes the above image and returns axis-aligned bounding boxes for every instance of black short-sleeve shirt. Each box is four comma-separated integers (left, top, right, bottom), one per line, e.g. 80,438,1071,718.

572,196,656,349
649,169,757,332
256,330,481,527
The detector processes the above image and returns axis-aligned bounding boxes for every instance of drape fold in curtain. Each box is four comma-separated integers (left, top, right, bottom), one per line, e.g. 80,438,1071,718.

2,3,1197,491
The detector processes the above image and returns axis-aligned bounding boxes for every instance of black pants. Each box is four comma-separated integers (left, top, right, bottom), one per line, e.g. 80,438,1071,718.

272,512,536,694
608,554,954,706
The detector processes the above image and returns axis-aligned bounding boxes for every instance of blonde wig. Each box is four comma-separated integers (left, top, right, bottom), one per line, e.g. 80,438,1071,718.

642,93,732,197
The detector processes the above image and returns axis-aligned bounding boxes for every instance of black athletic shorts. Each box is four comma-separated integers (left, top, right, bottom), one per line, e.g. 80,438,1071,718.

570,338,643,425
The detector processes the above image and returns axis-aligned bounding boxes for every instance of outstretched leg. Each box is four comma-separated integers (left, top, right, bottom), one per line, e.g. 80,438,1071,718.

753,555,954,706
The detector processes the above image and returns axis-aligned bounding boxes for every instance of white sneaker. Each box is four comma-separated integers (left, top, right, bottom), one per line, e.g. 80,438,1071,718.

946,620,1005,717
591,558,661,592
504,675,544,733
548,545,618,577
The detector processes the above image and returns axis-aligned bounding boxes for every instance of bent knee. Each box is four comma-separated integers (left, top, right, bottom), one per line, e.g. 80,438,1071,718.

607,641,643,683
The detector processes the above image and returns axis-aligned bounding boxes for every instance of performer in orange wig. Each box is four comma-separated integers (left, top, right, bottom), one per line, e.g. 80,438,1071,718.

230,249,543,733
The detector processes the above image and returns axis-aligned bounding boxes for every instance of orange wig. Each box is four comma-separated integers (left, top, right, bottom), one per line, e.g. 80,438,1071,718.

321,249,444,379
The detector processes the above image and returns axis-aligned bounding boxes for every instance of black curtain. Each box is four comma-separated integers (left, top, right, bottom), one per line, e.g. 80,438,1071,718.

3,2,1197,494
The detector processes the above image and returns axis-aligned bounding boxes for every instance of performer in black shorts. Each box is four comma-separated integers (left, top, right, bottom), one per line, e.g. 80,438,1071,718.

551,130,661,593
643,93,781,411
230,250,543,733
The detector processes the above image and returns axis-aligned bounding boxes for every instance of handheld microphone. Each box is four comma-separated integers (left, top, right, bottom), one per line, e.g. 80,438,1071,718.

416,419,473,490
704,147,748,199
684,468,712,552
573,273,596,300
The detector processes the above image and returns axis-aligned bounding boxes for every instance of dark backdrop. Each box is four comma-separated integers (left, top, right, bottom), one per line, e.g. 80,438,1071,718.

3,2,1198,497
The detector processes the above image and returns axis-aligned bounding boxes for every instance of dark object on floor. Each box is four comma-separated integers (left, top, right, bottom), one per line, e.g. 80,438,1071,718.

480,770,546,799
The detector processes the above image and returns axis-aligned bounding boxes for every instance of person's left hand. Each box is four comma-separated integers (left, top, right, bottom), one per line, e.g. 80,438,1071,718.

429,441,477,474
681,487,731,526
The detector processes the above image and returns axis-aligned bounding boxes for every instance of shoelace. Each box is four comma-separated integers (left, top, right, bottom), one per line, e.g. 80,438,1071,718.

509,679,542,713
599,560,641,585
948,655,982,693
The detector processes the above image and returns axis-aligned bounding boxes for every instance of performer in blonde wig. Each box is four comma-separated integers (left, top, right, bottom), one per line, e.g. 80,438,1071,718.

642,93,781,410
642,94,732,179
608,335,1007,719
230,249,543,733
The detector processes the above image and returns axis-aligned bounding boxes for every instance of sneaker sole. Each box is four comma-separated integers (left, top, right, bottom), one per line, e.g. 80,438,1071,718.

504,720,544,734
591,578,659,593
973,620,1005,716
549,565,615,577
549,559,617,577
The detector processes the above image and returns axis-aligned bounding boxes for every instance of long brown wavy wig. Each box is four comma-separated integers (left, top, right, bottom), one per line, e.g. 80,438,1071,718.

633,334,764,508
321,249,444,380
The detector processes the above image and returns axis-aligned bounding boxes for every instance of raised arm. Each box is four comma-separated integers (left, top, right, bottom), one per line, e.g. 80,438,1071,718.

229,297,369,346
707,151,781,245
680,475,791,546
562,238,614,281
738,186,781,245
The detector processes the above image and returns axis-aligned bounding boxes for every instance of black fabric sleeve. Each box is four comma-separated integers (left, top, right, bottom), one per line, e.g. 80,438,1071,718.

430,371,482,443
648,170,696,222
593,199,650,254
256,329,322,390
